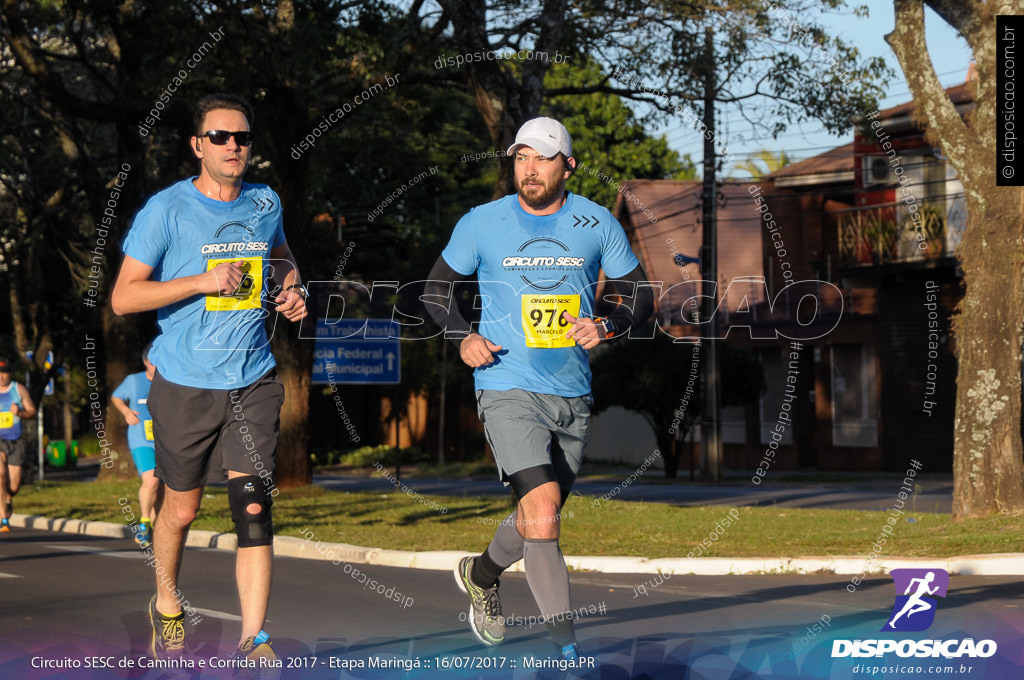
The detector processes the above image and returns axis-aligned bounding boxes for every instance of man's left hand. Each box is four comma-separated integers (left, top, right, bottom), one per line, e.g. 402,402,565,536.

562,312,605,350
274,289,308,322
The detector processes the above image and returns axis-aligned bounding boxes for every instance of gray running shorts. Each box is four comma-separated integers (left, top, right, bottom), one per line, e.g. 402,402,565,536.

475,388,591,489
149,369,285,492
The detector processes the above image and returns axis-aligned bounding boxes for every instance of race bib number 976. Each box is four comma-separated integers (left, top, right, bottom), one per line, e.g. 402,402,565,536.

521,294,581,348
205,257,263,311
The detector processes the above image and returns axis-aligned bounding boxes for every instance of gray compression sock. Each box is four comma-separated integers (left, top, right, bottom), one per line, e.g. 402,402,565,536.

523,537,572,619
471,511,525,588
487,511,525,566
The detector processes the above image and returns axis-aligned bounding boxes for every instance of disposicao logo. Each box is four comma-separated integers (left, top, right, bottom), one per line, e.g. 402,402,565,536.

831,568,997,659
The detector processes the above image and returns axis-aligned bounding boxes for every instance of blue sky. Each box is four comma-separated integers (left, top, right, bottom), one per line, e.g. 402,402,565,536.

659,0,975,176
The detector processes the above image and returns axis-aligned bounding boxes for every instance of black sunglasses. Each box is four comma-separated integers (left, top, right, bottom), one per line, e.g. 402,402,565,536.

200,130,253,146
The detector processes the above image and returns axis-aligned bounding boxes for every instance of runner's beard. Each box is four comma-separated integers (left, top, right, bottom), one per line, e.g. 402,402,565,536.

516,176,563,210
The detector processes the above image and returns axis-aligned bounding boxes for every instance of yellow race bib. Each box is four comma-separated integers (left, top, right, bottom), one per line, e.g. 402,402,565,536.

521,294,581,348
0,412,13,429
144,419,154,441
205,257,263,311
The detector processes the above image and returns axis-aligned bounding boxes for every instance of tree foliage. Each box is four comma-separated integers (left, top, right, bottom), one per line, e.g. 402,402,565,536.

732,148,793,179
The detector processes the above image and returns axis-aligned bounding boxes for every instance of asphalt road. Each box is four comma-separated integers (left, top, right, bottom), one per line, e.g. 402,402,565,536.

2,528,1022,679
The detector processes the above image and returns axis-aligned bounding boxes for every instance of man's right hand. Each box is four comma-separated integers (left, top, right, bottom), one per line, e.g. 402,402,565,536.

124,409,141,426
460,333,502,368
200,261,245,295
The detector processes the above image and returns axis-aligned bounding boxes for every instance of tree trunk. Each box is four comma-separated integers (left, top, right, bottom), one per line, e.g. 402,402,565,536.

951,189,1024,517
273,338,312,490
887,0,1024,519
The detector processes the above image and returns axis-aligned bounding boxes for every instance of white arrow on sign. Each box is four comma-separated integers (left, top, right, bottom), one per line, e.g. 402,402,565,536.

386,352,395,371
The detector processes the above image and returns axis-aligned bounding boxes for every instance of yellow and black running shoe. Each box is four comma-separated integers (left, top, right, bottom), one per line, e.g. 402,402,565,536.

148,595,187,661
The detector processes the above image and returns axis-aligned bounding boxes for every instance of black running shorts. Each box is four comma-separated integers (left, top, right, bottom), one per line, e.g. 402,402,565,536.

0,437,29,467
148,369,285,492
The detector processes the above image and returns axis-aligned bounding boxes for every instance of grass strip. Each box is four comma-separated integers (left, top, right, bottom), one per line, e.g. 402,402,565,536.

11,480,1024,559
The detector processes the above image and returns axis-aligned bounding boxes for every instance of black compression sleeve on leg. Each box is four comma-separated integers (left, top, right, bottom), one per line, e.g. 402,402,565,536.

506,464,559,500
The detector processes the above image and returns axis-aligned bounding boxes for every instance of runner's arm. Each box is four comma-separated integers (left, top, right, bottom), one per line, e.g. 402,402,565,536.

110,396,136,423
268,242,307,321
424,256,476,347
111,255,243,315
268,242,302,291
598,263,655,341
15,383,36,419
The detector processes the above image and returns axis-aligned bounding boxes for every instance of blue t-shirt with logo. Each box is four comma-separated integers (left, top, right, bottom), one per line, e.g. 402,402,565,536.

441,192,639,397
113,372,154,450
122,179,286,389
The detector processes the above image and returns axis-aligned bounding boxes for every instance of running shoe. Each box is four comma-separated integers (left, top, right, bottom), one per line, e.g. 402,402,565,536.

0,518,9,533
453,556,505,646
135,519,153,548
561,642,581,661
234,630,281,680
148,595,187,661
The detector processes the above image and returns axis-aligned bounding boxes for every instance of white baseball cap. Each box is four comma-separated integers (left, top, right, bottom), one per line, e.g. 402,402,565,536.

506,117,572,158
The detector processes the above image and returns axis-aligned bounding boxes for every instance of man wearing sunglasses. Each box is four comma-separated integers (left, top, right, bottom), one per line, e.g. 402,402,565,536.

426,118,653,660
113,93,307,674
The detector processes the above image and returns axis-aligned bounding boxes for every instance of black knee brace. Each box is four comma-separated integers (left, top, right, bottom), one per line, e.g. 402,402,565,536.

228,475,274,548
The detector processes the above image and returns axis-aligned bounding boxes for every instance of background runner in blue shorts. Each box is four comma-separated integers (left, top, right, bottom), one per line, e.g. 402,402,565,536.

111,343,162,548
426,117,654,659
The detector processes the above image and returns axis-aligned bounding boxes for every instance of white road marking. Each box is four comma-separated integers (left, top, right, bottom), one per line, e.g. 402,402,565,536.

43,543,145,559
192,608,243,622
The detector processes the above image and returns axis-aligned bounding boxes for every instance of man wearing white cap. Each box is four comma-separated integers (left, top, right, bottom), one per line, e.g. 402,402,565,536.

426,117,653,659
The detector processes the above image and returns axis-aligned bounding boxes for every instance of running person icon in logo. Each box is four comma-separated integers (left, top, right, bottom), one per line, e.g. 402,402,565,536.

888,572,938,628
883,568,949,632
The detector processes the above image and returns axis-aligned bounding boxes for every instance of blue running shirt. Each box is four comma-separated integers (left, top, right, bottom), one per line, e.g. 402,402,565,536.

0,382,24,440
122,179,285,389
441,193,639,397
113,372,154,450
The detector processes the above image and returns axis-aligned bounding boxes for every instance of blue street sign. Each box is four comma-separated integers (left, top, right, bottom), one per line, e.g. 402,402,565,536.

313,319,400,384
44,378,55,396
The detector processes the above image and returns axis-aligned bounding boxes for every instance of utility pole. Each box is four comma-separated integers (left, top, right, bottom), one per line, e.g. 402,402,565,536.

700,25,723,482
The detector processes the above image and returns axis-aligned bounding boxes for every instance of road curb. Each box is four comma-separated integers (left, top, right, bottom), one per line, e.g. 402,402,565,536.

10,513,1024,575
